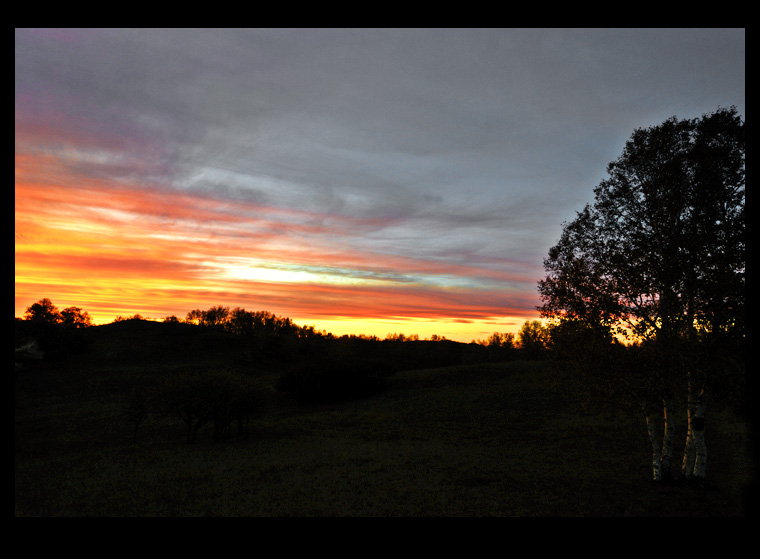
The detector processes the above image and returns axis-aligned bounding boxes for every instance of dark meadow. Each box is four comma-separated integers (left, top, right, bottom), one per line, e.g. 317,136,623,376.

14,308,748,516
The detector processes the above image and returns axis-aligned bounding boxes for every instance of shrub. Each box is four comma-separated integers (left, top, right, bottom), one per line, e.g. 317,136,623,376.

162,368,259,443
15,318,89,361
276,356,396,404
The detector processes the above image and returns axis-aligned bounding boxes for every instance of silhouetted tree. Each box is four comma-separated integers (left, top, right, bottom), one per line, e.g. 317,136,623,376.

210,373,258,441
24,298,61,324
485,332,515,349
21,299,91,358
60,306,92,328
228,307,255,336
185,309,204,325
474,332,515,362
517,320,547,357
386,332,417,342
538,107,744,482
202,305,230,329
163,368,259,444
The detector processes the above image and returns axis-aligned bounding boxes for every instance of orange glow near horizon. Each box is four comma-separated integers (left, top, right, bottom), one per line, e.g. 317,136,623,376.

15,148,541,342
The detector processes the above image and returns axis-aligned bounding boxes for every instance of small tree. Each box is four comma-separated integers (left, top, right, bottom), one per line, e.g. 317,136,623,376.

125,389,149,444
228,307,255,336
163,370,212,443
487,332,515,349
163,369,258,444
60,306,92,328
202,305,230,329
22,299,90,358
185,309,204,325
517,320,547,356
24,298,61,324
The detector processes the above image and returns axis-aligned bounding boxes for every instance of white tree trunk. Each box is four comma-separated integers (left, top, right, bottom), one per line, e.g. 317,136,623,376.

643,405,663,481
682,374,707,481
641,399,675,482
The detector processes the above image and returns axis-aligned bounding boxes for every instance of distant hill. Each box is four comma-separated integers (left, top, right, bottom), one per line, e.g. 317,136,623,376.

15,317,519,376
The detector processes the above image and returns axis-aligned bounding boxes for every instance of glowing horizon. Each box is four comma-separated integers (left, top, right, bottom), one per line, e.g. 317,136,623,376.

15,155,541,342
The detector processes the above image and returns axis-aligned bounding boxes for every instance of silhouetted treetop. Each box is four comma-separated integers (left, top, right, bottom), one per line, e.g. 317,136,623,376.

539,106,744,343
24,298,61,324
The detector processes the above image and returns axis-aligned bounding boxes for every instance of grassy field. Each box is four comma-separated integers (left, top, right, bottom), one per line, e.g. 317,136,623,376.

15,322,750,516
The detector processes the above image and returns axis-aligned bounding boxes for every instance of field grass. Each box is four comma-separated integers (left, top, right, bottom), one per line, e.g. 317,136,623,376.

15,323,750,516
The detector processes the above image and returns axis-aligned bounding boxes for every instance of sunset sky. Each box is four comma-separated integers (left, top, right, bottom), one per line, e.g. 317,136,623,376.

15,28,745,341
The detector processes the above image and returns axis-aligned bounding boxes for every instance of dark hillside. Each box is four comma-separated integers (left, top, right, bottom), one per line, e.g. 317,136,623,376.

78,320,250,368
59,320,506,372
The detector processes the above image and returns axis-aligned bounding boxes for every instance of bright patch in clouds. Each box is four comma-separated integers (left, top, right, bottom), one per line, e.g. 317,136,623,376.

207,258,381,286
205,256,492,291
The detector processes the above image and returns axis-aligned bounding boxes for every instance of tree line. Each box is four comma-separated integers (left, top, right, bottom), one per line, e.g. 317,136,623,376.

20,297,554,354
21,297,92,328
20,297,636,369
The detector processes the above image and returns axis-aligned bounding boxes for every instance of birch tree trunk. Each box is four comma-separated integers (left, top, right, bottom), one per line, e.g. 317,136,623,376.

682,373,707,481
641,397,676,482
644,410,662,481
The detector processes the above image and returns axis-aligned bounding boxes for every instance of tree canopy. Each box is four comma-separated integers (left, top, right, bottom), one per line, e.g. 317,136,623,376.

539,107,744,346
24,298,61,324
23,298,92,328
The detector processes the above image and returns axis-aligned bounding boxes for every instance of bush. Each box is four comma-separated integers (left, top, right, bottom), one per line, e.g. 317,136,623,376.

162,368,259,443
14,318,89,362
276,356,396,404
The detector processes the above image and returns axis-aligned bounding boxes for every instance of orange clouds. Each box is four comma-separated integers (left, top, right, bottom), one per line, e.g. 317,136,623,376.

15,146,539,340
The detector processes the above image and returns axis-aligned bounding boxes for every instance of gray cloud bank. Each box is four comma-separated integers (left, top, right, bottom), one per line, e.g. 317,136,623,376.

16,28,745,304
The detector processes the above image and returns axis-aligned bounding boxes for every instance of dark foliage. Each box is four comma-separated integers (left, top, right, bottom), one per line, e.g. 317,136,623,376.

162,368,260,443
539,107,744,344
276,355,397,404
15,316,90,362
